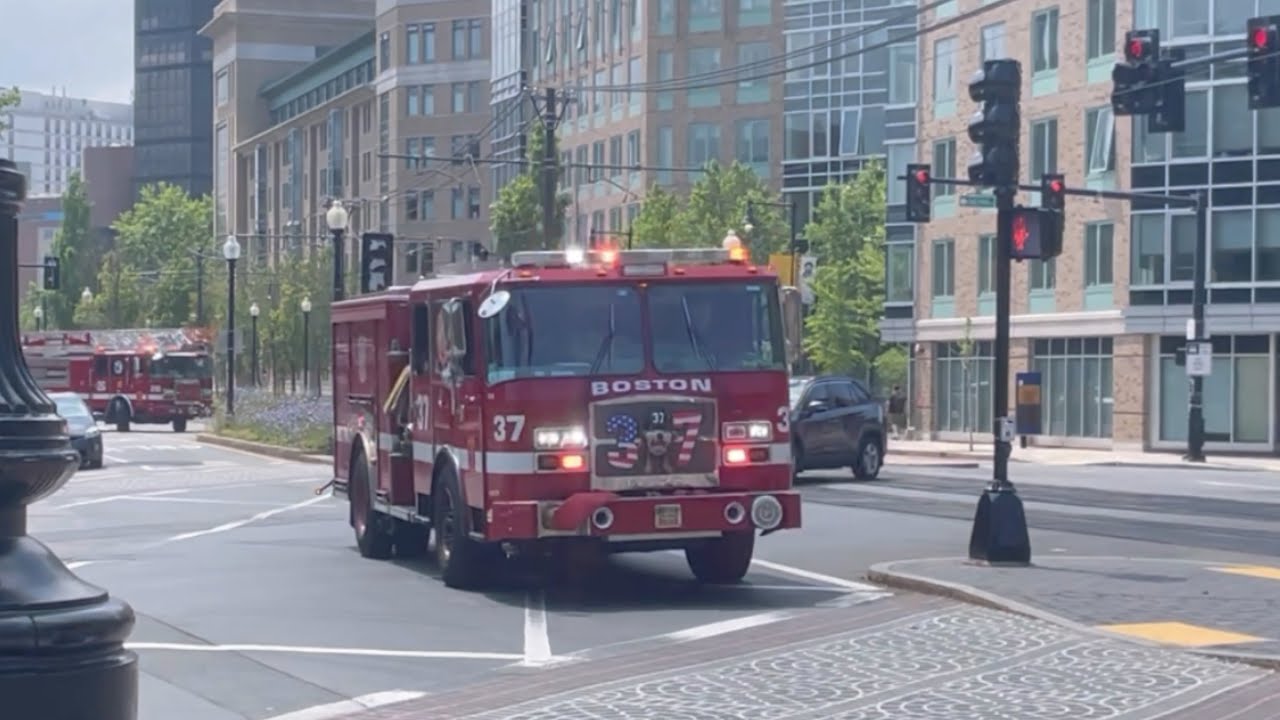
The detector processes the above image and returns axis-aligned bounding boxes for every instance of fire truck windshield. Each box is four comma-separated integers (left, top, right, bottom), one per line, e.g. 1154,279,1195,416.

649,282,785,372
485,284,644,382
151,354,212,379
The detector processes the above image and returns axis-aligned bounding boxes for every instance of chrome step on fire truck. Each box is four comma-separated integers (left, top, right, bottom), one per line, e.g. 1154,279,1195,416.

329,240,805,589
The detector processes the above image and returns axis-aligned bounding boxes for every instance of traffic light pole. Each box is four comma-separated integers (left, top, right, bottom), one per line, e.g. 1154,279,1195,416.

1188,192,1208,462
991,186,1016,489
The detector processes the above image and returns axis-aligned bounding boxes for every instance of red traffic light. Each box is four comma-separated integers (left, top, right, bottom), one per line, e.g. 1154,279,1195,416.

1253,26,1272,50
1048,179,1063,193
913,169,930,184
1126,39,1145,60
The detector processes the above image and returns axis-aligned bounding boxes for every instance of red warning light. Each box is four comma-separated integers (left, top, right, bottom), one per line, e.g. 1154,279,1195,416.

1049,179,1063,193
1012,214,1030,253
1253,26,1271,51
1126,38,1146,62
913,169,930,184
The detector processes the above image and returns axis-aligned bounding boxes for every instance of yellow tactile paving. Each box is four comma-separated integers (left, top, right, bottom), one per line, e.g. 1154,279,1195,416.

1211,565,1280,581
1097,621,1265,648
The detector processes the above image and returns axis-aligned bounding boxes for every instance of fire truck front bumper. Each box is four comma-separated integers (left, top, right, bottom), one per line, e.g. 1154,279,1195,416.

486,491,802,543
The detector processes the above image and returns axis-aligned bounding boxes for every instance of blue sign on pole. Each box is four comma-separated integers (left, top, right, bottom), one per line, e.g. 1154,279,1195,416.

1015,371,1042,436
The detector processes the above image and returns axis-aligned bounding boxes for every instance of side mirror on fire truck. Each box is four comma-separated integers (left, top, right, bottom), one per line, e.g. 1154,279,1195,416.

477,290,511,318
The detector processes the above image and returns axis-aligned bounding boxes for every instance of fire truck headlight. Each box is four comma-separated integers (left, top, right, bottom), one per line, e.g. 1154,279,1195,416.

750,495,784,530
722,421,773,442
534,426,587,449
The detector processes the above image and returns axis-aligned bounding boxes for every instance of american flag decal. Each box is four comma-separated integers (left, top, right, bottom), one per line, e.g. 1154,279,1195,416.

605,413,640,469
672,409,703,466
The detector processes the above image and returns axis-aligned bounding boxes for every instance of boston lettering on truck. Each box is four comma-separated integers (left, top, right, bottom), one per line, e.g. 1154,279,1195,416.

330,237,806,589
21,327,215,432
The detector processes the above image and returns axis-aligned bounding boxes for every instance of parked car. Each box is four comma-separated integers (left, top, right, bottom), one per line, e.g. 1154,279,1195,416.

51,392,103,469
789,375,885,480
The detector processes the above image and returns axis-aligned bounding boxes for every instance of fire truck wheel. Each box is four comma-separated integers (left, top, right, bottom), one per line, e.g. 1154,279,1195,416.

432,465,489,590
173,418,188,433
685,531,755,584
351,455,393,560
392,520,430,558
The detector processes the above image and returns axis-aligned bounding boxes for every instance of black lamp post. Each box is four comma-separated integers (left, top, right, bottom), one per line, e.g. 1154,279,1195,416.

300,296,312,397
249,302,260,388
325,201,348,303
0,159,138,716
223,235,240,416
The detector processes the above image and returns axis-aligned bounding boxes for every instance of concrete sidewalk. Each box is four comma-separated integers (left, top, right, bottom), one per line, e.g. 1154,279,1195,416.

891,438,1280,472
869,555,1280,670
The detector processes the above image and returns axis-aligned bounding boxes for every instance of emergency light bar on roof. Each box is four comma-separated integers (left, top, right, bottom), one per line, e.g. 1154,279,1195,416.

510,247,737,269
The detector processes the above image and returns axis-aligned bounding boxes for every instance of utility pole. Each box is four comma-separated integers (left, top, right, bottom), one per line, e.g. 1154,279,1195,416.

195,253,204,325
1187,191,1208,461
540,87,559,250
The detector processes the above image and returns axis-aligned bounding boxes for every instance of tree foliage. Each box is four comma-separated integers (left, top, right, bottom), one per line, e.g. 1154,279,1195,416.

802,159,888,376
489,121,570,257
0,87,17,131
629,161,787,262
37,172,97,329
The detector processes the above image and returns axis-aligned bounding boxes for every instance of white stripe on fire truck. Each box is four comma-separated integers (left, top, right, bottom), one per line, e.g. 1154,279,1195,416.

373,433,792,474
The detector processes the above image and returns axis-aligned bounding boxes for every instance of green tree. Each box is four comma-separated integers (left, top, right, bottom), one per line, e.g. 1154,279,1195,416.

40,172,98,329
75,252,146,328
629,185,683,249
678,161,788,262
489,122,569,257
802,159,887,375
0,87,17,130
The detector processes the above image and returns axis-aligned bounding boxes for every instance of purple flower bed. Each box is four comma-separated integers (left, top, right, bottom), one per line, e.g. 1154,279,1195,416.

218,388,333,452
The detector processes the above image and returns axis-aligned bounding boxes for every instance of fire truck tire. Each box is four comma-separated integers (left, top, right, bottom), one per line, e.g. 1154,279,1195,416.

685,531,755,584
432,465,489,590
173,418,188,433
350,454,393,559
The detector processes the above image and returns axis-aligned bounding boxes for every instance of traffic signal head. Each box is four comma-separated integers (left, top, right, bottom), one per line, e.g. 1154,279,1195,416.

42,255,60,290
967,59,1021,103
1112,29,1161,116
1247,16,1280,109
1124,30,1159,65
967,60,1021,189
904,163,931,223
1041,174,1065,211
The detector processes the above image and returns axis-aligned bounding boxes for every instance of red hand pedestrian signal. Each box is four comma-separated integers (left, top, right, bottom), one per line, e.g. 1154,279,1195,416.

1254,26,1270,50
1012,213,1029,253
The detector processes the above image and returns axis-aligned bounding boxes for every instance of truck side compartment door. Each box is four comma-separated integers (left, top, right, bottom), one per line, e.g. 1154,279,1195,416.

409,300,433,498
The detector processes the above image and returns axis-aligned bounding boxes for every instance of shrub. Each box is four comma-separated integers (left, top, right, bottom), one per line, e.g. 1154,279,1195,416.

214,388,332,454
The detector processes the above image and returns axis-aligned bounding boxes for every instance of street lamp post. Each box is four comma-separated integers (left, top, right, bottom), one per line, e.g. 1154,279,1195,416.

33,304,43,331
0,159,138,716
301,296,312,397
249,302,260,388
223,235,240,416
325,201,348,303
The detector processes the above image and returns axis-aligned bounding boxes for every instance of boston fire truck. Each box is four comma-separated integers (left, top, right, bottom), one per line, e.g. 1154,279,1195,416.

22,327,215,432
330,239,805,589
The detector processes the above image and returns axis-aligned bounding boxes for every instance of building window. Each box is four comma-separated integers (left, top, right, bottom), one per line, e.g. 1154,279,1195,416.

885,43,916,103
420,190,435,220
468,186,481,218
689,0,722,32
380,32,390,71
656,126,674,184
406,192,420,221
591,141,605,181
886,241,914,303
1213,84,1251,157
978,234,995,295
932,239,954,298
609,135,623,177
932,138,955,197
933,37,956,107
737,43,771,102
886,144,914,205
658,0,675,34
626,129,640,167
1086,0,1114,62
933,340,994,434
452,83,467,113
423,23,436,62
467,81,483,113
216,69,229,106
451,187,464,218
1212,209,1252,282
688,123,720,167
1031,338,1113,439
452,20,467,59
735,119,769,169
1172,89,1208,158
468,19,483,58
980,23,1005,60
1085,222,1114,286
407,24,421,63
407,87,420,116
688,47,721,106
1032,8,1059,73
1030,258,1056,290
1030,118,1058,180
1085,106,1114,175
1158,335,1269,444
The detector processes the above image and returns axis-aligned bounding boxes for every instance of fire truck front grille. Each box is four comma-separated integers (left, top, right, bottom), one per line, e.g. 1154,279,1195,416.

588,395,718,491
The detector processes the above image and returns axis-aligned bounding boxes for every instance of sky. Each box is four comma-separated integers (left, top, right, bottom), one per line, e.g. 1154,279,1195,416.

3,0,134,103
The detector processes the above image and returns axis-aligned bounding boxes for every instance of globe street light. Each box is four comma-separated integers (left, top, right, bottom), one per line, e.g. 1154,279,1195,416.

223,235,241,416
325,200,348,303
0,159,138,714
249,302,260,388
300,296,312,397
81,286,93,303
32,304,43,331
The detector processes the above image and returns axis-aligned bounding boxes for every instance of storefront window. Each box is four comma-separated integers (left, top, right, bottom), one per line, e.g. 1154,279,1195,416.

1030,337,1113,438
933,341,994,433
1158,335,1269,444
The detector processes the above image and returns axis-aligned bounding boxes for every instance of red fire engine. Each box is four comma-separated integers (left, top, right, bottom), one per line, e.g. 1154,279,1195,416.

330,242,804,589
22,327,215,432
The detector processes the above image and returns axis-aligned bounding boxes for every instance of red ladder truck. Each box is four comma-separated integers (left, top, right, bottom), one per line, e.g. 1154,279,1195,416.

22,327,215,432
329,242,809,589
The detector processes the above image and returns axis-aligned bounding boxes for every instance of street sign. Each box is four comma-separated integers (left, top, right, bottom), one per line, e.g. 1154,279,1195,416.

1185,341,1212,376
960,193,997,208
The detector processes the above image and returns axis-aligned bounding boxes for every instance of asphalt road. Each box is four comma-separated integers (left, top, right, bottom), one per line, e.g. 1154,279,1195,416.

24,429,1280,720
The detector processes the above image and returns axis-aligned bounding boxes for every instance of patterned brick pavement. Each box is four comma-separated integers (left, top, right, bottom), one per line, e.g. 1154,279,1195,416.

336,596,1274,720
869,556,1280,664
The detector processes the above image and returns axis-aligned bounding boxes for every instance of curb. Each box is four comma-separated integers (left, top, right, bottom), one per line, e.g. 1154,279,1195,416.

892,449,1266,472
886,461,982,469
866,561,1280,672
196,433,332,465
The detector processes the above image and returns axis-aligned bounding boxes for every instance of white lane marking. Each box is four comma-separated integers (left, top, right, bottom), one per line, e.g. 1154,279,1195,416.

53,488,191,509
750,558,884,593
262,691,428,720
127,496,281,507
741,584,850,593
1202,480,1280,491
66,560,95,569
103,454,127,463
165,494,332,542
126,642,527,661
522,591,554,667
661,610,793,642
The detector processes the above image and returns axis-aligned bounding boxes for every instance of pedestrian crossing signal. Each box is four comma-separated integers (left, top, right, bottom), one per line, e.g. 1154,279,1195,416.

1008,207,1062,262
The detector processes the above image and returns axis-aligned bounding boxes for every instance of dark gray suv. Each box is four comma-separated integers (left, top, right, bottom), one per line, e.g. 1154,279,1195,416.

789,375,886,480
